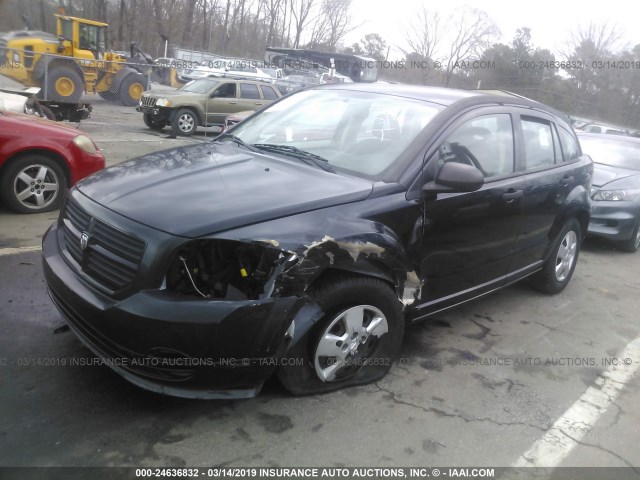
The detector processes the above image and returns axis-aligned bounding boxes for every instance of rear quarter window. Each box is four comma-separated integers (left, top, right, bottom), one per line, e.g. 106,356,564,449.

557,127,581,161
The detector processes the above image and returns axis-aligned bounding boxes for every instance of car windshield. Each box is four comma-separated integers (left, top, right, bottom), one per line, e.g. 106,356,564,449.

579,136,640,170
180,78,220,94
231,88,442,180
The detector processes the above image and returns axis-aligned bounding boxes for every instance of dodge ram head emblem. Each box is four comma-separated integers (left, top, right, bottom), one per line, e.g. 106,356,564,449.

80,232,90,251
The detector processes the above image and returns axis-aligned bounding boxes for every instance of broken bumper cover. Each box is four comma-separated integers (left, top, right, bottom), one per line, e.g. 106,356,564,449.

42,222,312,399
587,201,639,241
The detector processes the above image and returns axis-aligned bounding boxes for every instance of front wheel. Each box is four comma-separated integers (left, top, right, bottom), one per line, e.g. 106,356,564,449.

171,108,198,136
277,275,404,395
0,155,67,213
46,68,83,103
530,218,581,294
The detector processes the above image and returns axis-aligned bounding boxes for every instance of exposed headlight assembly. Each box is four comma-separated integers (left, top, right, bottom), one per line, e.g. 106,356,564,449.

155,98,171,107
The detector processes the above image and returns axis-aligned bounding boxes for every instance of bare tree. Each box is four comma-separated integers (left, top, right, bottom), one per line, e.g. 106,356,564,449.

443,7,499,86
403,6,442,64
563,22,626,59
290,0,317,48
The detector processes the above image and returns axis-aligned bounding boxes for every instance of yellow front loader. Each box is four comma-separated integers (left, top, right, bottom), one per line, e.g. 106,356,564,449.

0,14,148,106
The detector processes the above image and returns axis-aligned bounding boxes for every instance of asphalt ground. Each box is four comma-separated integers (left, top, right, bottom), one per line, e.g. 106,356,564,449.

0,79,639,478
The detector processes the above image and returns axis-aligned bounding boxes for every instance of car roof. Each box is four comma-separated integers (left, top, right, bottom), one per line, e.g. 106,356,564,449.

318,83,564,117
577,132,640,144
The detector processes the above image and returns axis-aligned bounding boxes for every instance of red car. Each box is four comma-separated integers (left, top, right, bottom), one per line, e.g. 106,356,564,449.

0,109,105,213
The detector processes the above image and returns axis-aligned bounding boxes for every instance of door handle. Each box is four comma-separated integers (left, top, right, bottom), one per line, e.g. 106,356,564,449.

228,101,237,104
502,190,523,203
560,175,574,187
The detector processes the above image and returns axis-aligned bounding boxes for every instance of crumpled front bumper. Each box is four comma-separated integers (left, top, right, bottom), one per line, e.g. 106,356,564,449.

42,221,318,399
588,200,639,241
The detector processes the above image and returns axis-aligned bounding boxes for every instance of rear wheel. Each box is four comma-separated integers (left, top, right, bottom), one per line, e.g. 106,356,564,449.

0,155,67,213
143,113,167,131
119,73,147,106
46,68,83,103
618,218,640,253
530,218,581,294
277,275,404,395
171,108,198,136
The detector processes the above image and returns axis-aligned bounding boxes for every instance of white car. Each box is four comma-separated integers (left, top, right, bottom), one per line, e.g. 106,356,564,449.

0,87,54,119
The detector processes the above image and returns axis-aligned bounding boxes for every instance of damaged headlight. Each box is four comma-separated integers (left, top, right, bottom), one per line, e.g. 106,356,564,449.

164,239,298,300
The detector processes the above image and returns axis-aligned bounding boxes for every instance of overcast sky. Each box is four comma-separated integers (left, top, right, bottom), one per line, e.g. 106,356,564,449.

345,0,639,59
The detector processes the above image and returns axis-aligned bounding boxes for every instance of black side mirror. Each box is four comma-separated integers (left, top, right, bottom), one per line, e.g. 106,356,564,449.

57,36,65,53
423,162,484,194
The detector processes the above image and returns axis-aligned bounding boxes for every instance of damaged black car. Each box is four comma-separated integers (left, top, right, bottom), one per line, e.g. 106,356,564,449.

42,84,593,398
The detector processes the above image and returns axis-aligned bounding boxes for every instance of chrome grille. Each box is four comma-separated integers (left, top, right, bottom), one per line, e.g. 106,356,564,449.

141,96,157,107
61,199,146,293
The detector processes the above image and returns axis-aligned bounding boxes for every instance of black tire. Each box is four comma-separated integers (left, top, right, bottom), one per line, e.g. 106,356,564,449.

143,113,167,131
119,73,147,106
46,67,83,103
39,105,57,121
171,108,198,136
0,155,67,213
618,218,640,253
277,275,405,395
530,218,581,294
98,90,116,101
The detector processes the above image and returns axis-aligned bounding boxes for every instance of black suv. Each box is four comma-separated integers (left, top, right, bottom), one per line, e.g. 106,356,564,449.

43,85,592,399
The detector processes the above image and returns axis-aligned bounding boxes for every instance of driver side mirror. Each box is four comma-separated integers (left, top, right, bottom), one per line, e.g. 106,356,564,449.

210,91,219,98
423,161,484,194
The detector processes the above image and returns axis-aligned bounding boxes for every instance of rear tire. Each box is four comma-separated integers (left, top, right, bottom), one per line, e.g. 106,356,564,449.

277,275,404,395
119,73,147,106
618,218,640,253
530,218,581,294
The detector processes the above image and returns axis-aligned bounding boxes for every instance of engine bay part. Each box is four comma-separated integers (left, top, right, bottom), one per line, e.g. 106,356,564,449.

165,240,286,300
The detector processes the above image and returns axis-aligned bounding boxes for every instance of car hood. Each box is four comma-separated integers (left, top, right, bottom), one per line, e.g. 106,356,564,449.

143,89,203,100
76,142,373,238
592,163,640,187
0,110,80,136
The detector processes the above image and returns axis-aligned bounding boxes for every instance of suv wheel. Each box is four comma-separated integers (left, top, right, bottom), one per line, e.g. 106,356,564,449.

171,108,198,136
277,275,404,395
530,218,581,294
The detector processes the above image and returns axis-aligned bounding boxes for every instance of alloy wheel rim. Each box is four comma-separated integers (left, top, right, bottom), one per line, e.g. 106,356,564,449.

555,230,577,282
314,305,389,382
178,114,194,133
635,225,640,249
13,164,59,210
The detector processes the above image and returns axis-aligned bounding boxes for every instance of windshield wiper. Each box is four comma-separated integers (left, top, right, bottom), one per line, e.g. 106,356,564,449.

251,143,335,173
215,133,257,151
